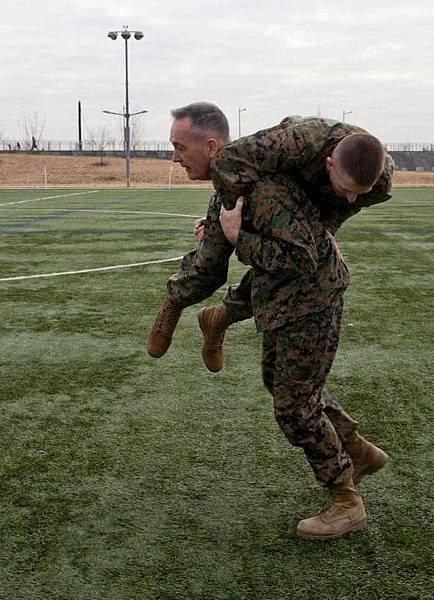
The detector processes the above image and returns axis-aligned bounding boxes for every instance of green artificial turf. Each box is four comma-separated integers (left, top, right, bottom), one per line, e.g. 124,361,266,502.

0,187,432,599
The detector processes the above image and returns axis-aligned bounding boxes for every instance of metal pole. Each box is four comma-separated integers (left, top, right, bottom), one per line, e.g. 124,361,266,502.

124,37,131,187
105,29,145,187
78,101,82,151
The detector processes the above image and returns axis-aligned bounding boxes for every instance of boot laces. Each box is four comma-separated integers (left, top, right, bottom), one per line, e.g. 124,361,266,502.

319,497,335,516
206,310,228,347
154,302,180,334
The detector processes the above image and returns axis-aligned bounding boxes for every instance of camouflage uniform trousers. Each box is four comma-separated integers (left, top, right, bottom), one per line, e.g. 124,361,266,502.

262,293,355,487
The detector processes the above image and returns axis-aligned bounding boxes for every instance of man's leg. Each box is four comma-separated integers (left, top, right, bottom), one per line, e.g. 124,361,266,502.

322,389,388,484
198,268,254,371
147,193,234,357
264,300,367,539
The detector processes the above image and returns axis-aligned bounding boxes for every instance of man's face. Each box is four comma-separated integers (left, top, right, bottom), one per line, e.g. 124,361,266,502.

170,117,217,180
326,154,373,203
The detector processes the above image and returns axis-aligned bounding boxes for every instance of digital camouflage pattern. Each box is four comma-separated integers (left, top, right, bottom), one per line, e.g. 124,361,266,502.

168,116,393,324
169,172,349,331
225,173,350,331
214,168,352,485
167,191,234,307
217,116,394,320
164,116,390,487
211,115,393,220
262,295,354,486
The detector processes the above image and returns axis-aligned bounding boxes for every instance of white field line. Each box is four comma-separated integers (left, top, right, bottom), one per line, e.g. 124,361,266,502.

0,208,202,218
0,256,184,282
0,190,99,208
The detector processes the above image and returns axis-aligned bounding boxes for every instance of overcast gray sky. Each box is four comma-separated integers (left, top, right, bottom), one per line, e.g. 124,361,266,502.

1,0,433,144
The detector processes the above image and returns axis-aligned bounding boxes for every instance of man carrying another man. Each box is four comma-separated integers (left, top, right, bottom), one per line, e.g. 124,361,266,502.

147,103,392,539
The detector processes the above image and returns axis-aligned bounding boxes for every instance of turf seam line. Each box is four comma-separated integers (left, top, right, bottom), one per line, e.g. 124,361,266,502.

0,208,202,218
0,190,99,208
0,256,184,282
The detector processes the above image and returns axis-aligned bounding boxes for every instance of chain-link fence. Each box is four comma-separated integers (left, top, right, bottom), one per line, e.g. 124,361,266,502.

0,139,172,152
2,140,434,153
385,143,434,152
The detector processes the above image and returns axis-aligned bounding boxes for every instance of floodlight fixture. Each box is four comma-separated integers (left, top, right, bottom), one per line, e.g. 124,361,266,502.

104,26,145,187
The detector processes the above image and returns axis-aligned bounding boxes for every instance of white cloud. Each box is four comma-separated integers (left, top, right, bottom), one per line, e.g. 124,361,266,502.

0,0,433,143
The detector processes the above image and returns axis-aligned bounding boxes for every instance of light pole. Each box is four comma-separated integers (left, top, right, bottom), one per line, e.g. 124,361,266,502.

104,26,146,188
238,107,247,138
342,109,352,123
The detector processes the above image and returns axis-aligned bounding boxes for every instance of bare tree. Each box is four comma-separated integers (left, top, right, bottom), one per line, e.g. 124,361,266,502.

19,111,46,150
116,114,146,153
130,117,146,152
86,125,111,166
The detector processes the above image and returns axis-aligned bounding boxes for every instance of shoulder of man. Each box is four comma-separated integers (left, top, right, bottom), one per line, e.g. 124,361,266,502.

277,115,367,148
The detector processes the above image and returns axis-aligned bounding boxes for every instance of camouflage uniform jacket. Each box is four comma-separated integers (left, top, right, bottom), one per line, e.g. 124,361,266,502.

217,172,350,331
212,116,394,233
209,116,394,330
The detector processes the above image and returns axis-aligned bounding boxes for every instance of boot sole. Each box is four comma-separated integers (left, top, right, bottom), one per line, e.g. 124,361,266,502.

297,517,367,540
198,309,223,373
353,452,389,485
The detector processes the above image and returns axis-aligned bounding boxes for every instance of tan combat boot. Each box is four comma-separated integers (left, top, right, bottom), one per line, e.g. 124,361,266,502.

297,479,367,540
198,306,235,372
346,432,389,485
147,296,183,358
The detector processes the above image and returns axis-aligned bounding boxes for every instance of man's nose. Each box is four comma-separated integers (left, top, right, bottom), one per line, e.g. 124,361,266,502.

172,150,180,162
347,192,358,203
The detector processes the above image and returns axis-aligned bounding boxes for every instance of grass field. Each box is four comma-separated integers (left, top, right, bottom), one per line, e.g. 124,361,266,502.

0,187,432,599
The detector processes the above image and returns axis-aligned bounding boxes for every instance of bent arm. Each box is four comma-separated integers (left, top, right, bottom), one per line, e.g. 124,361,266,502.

211,120,328,208
167,194,234,307
234,200,319,276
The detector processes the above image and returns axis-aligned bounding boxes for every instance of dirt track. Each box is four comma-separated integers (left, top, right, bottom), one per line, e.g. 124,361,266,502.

0,154,433,188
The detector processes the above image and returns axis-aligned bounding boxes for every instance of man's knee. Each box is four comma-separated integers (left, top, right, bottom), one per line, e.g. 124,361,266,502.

273,386,323,441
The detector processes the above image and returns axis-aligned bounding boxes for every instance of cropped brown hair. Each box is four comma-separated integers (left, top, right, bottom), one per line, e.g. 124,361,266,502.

334,134,385,187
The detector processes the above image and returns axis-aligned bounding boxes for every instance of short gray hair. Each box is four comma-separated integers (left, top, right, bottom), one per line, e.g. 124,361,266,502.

171,102,230,144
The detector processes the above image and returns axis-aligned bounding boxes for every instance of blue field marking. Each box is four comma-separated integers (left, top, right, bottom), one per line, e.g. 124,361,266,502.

0,193,165,235
0,209,86,234
0,188,204,235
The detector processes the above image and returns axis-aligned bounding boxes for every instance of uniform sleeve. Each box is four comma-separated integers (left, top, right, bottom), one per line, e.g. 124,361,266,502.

233,193,319,276
211,121,324,209
167,194,234,307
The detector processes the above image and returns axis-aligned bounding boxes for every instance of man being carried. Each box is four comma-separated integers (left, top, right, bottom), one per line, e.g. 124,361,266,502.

149,108,393,372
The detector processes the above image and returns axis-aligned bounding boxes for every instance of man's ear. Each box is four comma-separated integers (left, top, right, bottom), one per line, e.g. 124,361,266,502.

326,156,333,172
207,138,219,158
